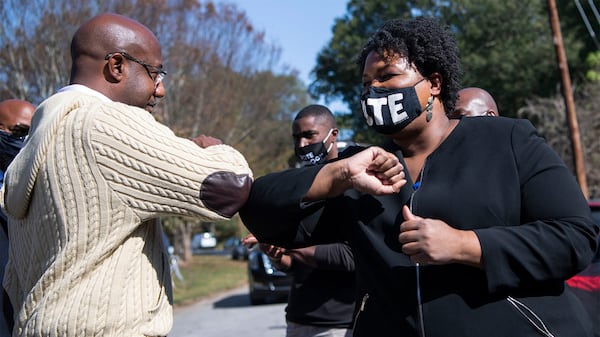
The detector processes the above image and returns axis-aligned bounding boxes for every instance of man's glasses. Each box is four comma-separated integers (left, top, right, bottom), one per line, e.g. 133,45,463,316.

105,52,167,87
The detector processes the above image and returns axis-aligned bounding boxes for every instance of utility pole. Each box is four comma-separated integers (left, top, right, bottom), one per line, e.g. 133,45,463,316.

547,0,589,199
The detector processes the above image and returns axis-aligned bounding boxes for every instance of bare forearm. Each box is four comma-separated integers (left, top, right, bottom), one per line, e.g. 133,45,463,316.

304,160,351,201
304,146,406,201
270,254,292,271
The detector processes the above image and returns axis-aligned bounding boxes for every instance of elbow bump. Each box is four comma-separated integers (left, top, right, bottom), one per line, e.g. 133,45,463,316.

199,171,252,218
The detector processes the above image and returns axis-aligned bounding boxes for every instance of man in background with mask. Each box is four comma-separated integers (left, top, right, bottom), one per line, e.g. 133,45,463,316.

293,105,339,166
244,105,356,337
0,99,35,183
0,98,35,336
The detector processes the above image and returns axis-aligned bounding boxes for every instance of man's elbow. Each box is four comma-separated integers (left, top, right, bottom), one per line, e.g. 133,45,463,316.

199,171,252,218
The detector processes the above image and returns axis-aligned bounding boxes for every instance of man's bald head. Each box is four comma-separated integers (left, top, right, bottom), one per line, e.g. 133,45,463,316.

69,13,165,111
70,13,160,67
0,99,35,135
452,87,499,117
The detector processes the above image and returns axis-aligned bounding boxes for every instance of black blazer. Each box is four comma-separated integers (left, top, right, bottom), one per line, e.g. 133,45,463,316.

240,117,598,337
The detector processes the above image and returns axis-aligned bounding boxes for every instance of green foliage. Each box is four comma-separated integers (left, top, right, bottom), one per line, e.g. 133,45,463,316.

585,51,600,81
311,0,597,139
445,1,592,116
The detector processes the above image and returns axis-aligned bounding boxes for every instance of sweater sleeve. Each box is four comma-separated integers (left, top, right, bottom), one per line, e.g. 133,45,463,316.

475,119,598,293
88,102,252,221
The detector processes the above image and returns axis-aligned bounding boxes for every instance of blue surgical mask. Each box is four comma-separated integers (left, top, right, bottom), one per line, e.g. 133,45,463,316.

0,130,25,172
294,128,334,166
360,79,425,135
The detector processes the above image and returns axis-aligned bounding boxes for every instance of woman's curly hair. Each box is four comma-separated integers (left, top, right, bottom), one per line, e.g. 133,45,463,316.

357,17,462,113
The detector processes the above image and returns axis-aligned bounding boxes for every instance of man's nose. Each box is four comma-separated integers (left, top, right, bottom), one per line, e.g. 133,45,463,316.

299,138,312,147
370,79,386,88
154,81,166,98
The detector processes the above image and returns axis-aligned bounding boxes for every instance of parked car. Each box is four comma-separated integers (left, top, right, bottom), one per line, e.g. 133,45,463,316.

567,200,600,337
232,240,250,260
247,248,292,305
222,237,239,251
191,232,217,250
222,237,250,260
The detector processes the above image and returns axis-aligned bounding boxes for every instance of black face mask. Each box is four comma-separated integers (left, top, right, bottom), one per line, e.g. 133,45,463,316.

294,129,334,166
0,130,25,172
360,79,424,135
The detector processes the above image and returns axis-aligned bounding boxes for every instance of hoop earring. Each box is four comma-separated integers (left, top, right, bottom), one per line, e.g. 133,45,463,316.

425,96,434,122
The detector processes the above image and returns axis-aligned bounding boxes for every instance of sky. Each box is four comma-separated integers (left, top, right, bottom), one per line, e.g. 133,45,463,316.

214,0,350,114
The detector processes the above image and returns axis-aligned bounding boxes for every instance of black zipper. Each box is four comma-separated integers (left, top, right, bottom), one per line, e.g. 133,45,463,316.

352,293,370,332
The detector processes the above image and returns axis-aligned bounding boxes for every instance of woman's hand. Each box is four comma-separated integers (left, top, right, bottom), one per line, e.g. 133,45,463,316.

399,206,483,268
347,147,407,195
305,146,406,200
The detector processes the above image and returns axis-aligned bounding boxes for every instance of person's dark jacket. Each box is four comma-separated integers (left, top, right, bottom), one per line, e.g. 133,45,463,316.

240,117,599,337
285,242,355,328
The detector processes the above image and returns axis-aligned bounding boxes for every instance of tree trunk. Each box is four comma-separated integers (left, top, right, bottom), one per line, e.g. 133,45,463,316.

176,221,193,264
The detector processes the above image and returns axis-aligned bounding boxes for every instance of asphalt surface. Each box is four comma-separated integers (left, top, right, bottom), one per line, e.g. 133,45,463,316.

169,284,288,337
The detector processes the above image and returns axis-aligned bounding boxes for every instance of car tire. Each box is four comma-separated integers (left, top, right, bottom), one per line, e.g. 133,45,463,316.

249,291,265,305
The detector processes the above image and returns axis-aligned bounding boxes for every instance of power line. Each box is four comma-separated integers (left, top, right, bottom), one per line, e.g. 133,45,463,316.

588,0,600,26
575,0,600,49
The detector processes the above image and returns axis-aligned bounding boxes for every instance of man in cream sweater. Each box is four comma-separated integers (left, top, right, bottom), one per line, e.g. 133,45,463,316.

0,13,252,337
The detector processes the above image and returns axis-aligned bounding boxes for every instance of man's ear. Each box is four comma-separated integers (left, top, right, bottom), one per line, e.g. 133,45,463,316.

105,53,125,82
427,72,442,96
331,128,339,141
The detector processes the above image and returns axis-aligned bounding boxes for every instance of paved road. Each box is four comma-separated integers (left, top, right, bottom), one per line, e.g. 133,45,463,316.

169,285,287,337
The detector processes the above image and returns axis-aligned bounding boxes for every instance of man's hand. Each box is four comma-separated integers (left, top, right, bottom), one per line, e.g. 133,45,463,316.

241,234,293,270
259,243,288,261
241,233,258,248
241,234,286,260
191,134,222,148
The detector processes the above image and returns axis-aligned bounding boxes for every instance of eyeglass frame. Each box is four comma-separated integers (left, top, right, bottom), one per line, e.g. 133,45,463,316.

104,52,167,87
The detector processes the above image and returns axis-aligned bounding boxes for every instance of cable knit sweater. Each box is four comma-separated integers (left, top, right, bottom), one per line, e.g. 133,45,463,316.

0,90,253,337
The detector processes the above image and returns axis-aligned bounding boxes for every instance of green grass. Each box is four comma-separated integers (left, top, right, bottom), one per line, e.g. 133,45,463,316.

172,254,248,306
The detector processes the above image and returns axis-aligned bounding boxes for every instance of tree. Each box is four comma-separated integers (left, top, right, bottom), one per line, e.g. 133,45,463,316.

442,1,591,116
518,53,600,198
0,0,309,260
310,0,596,141
0,0,87,102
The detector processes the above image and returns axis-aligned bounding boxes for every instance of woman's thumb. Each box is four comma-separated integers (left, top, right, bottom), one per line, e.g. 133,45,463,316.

402,205,416,220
